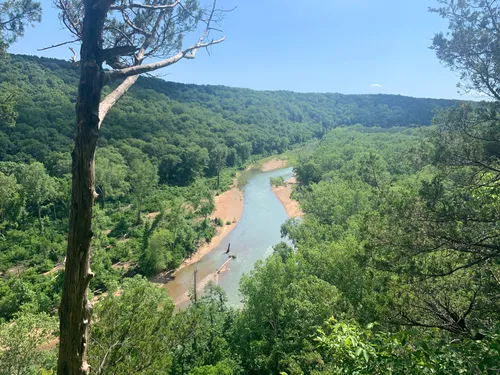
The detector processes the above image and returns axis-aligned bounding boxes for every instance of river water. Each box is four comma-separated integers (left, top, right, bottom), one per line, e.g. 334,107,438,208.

165,167,294,308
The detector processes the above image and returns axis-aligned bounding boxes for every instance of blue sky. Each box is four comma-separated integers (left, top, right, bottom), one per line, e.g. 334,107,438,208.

8,0,482,100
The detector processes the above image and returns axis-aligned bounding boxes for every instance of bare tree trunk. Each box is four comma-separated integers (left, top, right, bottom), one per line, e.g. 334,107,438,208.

57,1,108,373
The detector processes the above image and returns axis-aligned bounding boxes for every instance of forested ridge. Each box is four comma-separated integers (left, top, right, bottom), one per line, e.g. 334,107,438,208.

2,54,457,164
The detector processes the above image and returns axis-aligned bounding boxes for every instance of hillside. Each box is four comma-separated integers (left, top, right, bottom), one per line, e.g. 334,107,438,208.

0,54,457,165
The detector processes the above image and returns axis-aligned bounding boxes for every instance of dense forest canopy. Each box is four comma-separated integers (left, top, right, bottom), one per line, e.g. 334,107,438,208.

1,54,457,166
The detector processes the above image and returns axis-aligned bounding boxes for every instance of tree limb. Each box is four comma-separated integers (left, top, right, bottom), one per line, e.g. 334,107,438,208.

106,36,225,79
98,75,139,126
109,0,181,11
37,39,80,51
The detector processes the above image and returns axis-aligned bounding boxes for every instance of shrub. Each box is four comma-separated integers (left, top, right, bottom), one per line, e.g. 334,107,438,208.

270,176,285,187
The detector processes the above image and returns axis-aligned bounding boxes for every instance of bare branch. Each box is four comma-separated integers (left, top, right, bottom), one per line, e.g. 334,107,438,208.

99,75,139,125
106,36,225,79
109,0,181,11
69,47,79,66
56,0,82,38
37,39,80,51
121,8,149,36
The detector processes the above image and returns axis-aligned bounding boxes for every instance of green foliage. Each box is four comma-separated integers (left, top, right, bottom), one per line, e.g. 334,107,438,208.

0,311,57,374
88,278,240,375
18,162,56,221
187,360,238,375
0,0,41,48
431,0,500,100
270,176,285,187
95,146,130,205
129,157,158,221
140,228,174,275
0,171,21,222
169,284,239,374
89,276,175,374
0,83,18,129
316,318,500,375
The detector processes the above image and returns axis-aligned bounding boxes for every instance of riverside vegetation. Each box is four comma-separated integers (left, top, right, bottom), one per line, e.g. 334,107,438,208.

1,0,499,373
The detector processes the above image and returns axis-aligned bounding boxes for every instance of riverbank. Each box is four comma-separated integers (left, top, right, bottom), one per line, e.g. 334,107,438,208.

175,158,291,272
151,181,244,284
154,158,293,292
271,176,303,218
162,166,295,307
261,158,288,171
181,182,243,270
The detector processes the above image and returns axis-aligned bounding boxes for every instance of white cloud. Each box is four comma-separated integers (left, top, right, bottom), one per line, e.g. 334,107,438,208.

371,83,383,88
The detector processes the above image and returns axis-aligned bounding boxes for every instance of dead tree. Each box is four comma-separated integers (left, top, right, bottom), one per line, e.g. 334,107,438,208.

52,0,227,373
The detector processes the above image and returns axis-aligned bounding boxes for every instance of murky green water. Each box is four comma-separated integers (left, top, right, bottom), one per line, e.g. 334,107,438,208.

165,167,294,308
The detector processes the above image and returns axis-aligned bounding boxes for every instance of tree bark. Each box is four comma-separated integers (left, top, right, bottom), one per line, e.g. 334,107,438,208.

57,0,108,373
99,75,138,127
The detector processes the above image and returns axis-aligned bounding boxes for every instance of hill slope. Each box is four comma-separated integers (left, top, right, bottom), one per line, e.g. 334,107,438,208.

1,54,456,164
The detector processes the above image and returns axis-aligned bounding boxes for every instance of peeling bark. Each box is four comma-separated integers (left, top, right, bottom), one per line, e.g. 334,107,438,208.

57,0,108,373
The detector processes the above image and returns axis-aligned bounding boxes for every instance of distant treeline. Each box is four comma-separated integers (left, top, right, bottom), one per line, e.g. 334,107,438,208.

1,54,456,169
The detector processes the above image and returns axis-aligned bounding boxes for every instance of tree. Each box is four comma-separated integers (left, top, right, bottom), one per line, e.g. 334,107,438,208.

129,158,158,223
0,0,41,51
208,144,228,189
0,171,20,222
140,228,173,275
0,311,58,374
0,83,18,129
88,277,175,374
431,0,500,99
189,179,215,219
18,162,56,232
54,0,227,371
94,146,129,207
236,254,341,374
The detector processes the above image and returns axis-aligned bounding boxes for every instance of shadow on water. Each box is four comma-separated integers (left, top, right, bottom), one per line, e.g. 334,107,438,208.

165,167,294,309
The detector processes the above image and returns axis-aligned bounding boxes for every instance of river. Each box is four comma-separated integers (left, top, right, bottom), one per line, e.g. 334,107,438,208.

165,167,294,309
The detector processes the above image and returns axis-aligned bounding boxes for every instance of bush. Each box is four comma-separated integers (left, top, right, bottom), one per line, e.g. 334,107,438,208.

270,176,285,187
214,217,224,227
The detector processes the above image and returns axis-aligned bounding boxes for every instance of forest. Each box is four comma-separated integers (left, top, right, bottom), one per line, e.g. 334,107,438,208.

0,52,459,322
0,0,499,373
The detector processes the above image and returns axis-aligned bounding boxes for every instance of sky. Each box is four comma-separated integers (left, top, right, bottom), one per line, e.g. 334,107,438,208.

7,0,484,100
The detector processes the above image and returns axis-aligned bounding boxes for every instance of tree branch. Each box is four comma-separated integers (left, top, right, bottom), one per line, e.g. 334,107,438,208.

109,0,181,11
106,36,225,79
100,45,137,61
37,39,80,51
99,75,139,126
93,0,117,12
69,47,79,66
